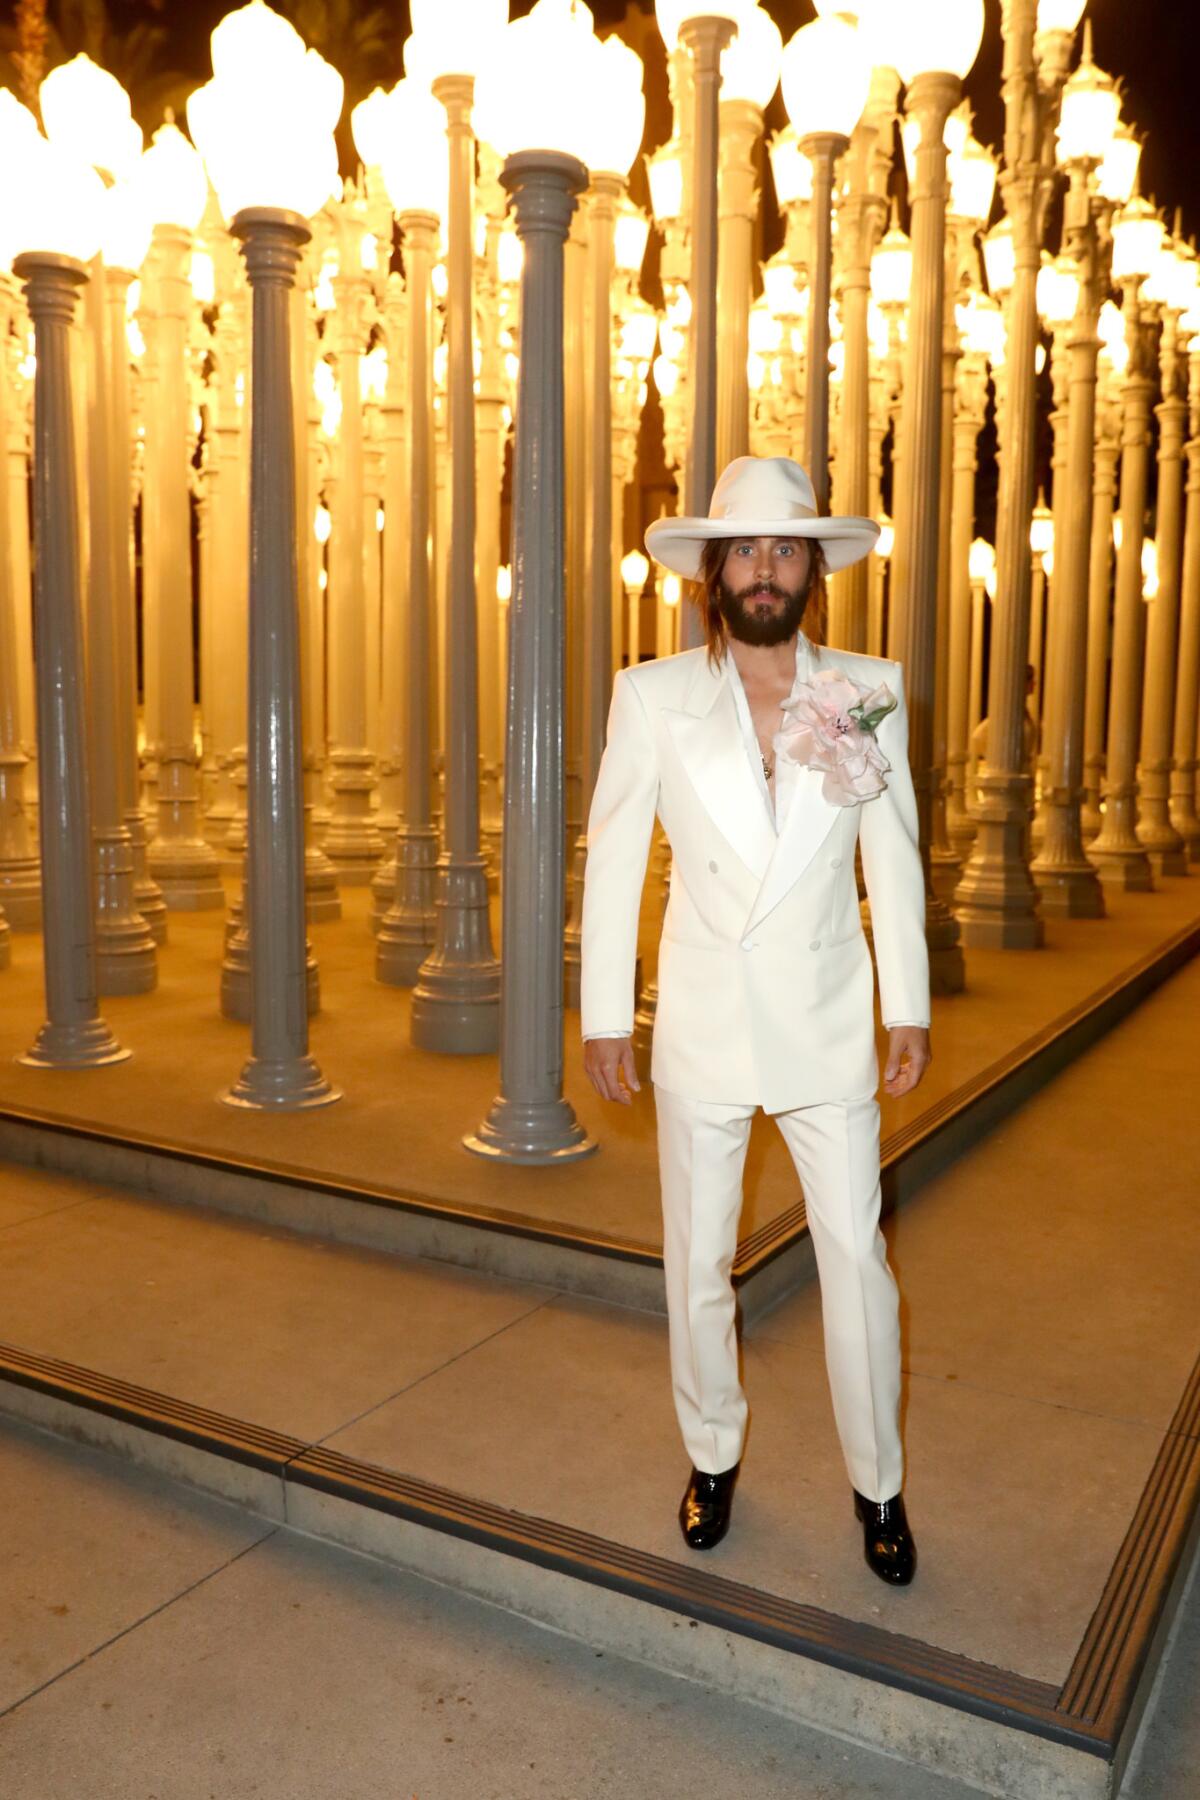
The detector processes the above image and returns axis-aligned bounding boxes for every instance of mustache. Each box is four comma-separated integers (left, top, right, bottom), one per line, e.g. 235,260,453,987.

740,580,790,601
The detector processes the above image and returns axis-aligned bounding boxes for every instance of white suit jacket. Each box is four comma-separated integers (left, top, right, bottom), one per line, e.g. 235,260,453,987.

579,634,930,1114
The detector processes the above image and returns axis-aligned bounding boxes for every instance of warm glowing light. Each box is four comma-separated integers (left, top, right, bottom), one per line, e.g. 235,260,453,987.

781,15,871,141
496,564,512,602
314,503,332,545
622,549,650,592
662,573,681,607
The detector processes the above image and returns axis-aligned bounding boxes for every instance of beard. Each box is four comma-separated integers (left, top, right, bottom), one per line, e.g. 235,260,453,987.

717,575,810,647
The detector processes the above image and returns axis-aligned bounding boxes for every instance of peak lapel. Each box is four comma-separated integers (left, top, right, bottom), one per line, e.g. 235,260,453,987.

662,658,776,882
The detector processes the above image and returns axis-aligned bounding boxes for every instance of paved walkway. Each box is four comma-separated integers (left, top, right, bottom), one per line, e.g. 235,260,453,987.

1,1410,1196,1799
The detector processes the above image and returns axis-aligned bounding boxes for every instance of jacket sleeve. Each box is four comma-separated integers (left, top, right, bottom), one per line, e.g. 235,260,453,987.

580,669,660,1039
857,663,931,1030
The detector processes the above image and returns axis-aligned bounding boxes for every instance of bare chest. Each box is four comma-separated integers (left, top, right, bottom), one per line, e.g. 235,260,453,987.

741,678,794,785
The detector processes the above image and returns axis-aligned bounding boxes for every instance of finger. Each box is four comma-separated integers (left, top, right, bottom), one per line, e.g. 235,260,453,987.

619,1045,641,1093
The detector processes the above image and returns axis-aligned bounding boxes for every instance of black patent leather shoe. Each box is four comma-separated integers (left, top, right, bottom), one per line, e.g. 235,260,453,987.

853,1489,917,1585
679,1464,740,1550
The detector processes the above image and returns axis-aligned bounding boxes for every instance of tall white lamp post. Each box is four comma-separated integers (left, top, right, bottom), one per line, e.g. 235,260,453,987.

468,0,596,1162
2,107,129,1066
189,0,341,1110
781,13,872,514
404,0,509,1054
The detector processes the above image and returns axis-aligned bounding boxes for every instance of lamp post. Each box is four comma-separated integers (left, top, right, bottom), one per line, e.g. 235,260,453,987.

828,66,897,648
781,13,871,516
562,33,646,1012
1031,34,1123,912
954,0,1083,946
1170,310,1200,859
373,79,448,987
1135,234,1193,874
468,0,595,1163
2,103,129,1066
882,0,983,995
138,123,225,911
188,0,341,1110
715,4,780,469
1087,193,1161,891
946,297,996,848
405,0,508,1055
1082,301,1125,836
656,0,741,649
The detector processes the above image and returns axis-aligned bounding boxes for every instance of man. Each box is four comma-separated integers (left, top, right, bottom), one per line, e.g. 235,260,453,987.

580,457,931,1586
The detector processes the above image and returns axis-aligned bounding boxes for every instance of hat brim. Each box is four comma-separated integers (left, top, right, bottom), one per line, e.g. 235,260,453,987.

645,514,881,580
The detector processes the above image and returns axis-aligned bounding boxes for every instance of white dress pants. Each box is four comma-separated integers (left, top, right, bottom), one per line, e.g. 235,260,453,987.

654,1084,904,1503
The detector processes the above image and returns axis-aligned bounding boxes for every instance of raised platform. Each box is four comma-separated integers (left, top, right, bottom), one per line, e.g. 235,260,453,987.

1,951,1198,1798
0,881,1196,1319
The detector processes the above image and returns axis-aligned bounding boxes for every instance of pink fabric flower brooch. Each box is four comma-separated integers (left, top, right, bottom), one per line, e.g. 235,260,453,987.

776,667,898,808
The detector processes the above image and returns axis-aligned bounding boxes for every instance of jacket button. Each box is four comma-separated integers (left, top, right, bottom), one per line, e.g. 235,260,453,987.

708,859,718,873
809,939,821,951
742,940,756,951
830,857,842,869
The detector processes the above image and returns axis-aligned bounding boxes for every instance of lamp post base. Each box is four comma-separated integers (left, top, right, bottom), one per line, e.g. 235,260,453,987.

376,828,438,988
220,1054,341,1112
409,858,500,1054
464,1096,596,1165
19,1016,130,1070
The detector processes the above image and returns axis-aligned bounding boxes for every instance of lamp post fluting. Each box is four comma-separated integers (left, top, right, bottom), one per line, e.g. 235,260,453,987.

377,210,440,986
1169,341,1200,857
677,13,736,651
467,148,595,1164
1030,169,1106,915
222,209,339,1112
1088,277,1155,889
1136,307,1189,872
14,252,128,1069
887,68,965,994
946,353,988,846
716,97,760,468
410,72,500,1054
954,0,1053,947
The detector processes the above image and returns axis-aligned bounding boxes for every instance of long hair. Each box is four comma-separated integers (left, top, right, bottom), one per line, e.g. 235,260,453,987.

689,538,829,673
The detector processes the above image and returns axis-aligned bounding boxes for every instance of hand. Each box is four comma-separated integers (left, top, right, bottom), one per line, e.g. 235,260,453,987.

883,1026,931,1099
583,1035,642,1106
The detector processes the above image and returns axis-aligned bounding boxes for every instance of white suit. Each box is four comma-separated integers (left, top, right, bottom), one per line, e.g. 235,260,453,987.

580,631,930,1498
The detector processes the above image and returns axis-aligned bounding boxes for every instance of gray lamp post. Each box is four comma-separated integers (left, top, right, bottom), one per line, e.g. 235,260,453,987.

953,0,1080,946
468,4,600,1163
187,6,342,1109
1088,198,1160,891
1170,333,1200,858
396,50,501,1054
14,249,128,1068
884,0,983,996
662,5,738,649
467,145,594,1164
1030,90,1113,917
376,210,441,987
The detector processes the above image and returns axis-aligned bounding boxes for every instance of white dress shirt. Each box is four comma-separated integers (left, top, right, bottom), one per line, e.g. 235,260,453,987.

584,641,926,1038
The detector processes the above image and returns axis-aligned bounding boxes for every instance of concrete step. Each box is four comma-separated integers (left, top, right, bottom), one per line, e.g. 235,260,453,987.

0,910,1195,1323
1,952,1199,1798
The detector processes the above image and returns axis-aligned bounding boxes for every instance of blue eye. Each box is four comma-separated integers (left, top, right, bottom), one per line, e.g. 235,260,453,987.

777,544,794,556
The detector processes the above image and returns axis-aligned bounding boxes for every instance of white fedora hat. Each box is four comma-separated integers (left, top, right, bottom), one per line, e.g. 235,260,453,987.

644,456,880,580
